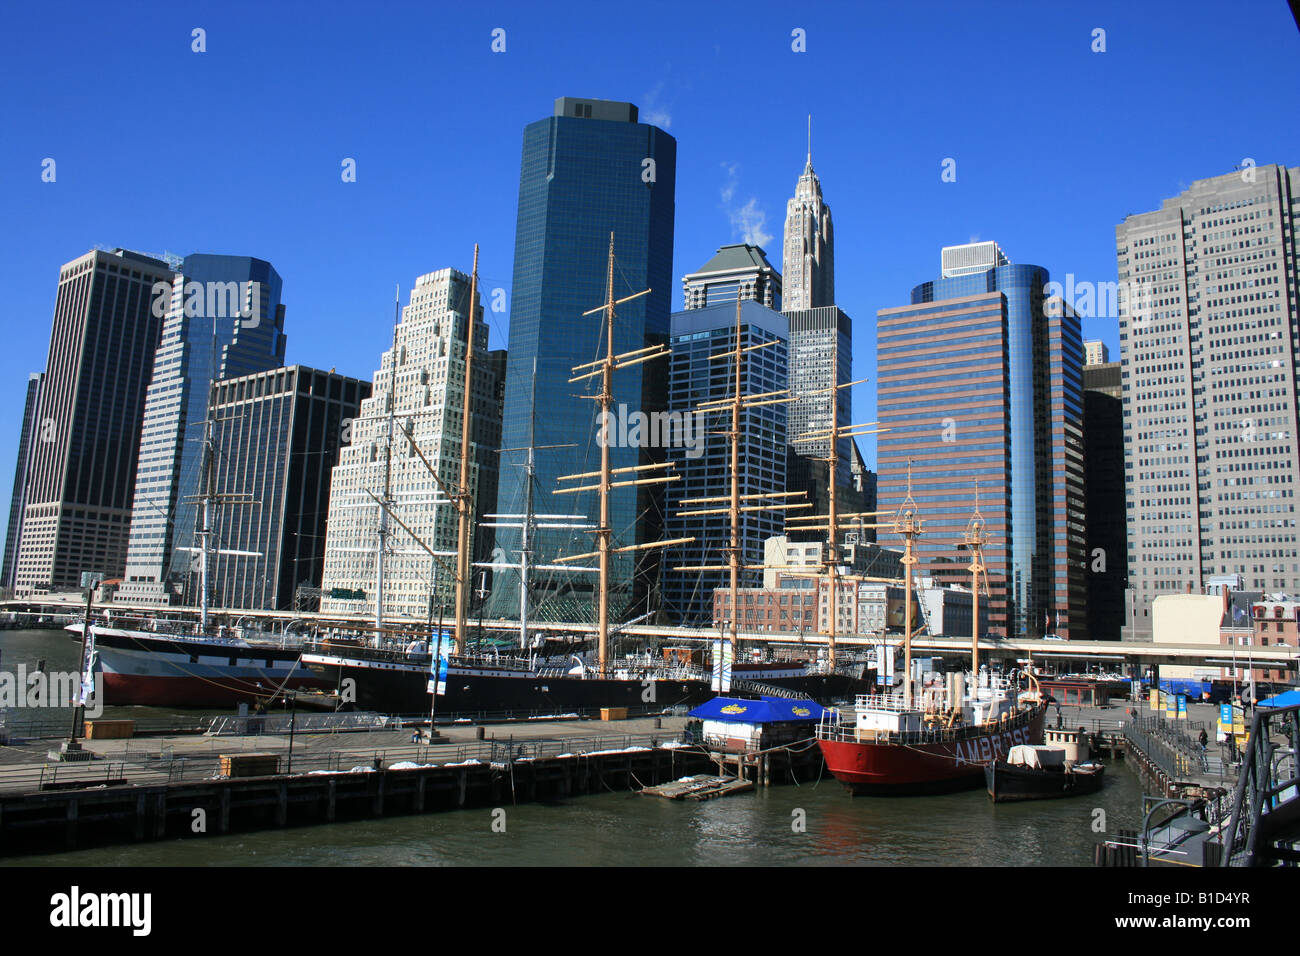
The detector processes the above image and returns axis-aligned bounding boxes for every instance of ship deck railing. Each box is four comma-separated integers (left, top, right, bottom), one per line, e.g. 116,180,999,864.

90,619,304,648
303,641,535,672
817,704,1037,747
302,640,714,681
851,693,918,713
0,712,212,741
203,711,396,736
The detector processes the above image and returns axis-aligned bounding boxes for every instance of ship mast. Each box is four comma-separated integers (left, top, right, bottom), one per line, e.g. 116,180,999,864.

452,246,481,654
964,481,990,679
520,362,536,649
374,286,401,640
783,361,882,668
673,297,800,655
554,233,688,677
183,381,259,634
478,363,594,650
893,461,923,704
368,257,482,652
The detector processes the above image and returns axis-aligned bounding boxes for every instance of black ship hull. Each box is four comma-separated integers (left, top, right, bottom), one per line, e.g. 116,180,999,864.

985,760,1105,802
302,654,872,717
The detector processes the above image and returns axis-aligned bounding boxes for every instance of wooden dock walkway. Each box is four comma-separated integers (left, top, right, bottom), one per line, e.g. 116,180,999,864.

640,775,753,801
0,716,715,855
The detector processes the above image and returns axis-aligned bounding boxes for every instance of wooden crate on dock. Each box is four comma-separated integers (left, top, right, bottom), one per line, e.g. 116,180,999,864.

83,719,135,740
220,752,281,778
600,707,628,721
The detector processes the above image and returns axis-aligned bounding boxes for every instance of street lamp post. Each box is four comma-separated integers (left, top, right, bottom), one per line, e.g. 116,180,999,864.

65,582,95,752
286,690,299,775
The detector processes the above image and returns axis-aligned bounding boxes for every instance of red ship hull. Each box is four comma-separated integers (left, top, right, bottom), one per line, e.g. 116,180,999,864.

818,702,1048,795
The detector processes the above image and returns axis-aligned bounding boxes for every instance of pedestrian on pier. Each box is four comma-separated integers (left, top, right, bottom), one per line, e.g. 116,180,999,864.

1198,728,1208,752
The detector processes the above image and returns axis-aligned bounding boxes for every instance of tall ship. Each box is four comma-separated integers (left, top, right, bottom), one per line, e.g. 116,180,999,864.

815,484,1048,793
67,383,331,707
71,617,328,708
301,239,874,715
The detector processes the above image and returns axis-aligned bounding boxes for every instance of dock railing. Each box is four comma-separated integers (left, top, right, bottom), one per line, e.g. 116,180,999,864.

203,712,396,736
1124,715,1214,781
1219,702,1300,866
0,730,693,795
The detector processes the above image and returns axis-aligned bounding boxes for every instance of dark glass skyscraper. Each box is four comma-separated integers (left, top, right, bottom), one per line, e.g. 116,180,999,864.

491,97,676,623
2,373,44,590
208,366,369,611
15,248,176,592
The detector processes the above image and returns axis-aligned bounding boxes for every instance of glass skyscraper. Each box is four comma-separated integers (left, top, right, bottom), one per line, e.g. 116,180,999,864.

490,97,676,623
877,242,1086,639
118,255,287,605
661,300,788,626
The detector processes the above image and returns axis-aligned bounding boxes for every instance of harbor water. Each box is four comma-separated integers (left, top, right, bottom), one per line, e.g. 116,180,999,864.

2,629,1147,866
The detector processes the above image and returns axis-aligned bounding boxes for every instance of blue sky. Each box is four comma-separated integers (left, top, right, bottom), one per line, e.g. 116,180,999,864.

2,0,1298,541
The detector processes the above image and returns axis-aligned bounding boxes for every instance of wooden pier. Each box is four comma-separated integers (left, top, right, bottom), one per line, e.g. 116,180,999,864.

0,744,714,856
703,738,825,787
640,774,753,801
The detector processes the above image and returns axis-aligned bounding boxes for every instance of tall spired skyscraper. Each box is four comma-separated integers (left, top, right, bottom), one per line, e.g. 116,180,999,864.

490,96,676,624
781,124,853,503
781,122,834,312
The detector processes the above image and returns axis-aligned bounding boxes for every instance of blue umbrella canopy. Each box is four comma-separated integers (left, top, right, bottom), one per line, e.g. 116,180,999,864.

1257,689,1300,709
688,696,829,723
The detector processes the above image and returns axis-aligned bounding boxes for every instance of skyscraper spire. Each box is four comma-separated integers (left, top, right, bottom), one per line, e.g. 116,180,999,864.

782,120,834,312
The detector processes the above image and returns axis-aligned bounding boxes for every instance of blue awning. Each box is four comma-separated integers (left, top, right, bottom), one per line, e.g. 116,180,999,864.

1258,689,1300,709
688,696,828,723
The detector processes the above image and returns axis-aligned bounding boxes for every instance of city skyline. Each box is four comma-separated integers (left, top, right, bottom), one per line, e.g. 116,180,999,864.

3,3,1299,604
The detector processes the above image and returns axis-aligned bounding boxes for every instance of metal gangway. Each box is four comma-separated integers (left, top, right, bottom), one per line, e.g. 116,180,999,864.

730,679,814,700
203,711,396,736
1220,701,1300,866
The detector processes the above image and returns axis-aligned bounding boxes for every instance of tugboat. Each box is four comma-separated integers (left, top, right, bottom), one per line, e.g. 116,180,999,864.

985,741,1105,802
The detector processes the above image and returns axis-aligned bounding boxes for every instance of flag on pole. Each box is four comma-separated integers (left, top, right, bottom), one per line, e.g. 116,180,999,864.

711,639,733,693
78,633,97,706
426,630,450,696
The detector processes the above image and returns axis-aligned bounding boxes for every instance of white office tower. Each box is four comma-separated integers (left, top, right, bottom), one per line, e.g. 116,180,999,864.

319,269,502,621
1118,164,1300,637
